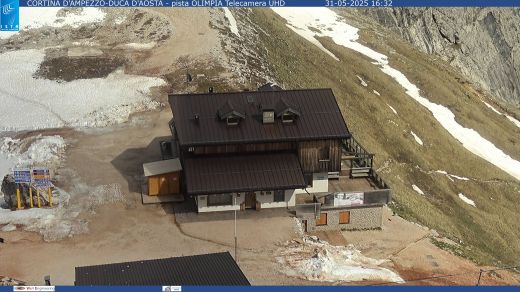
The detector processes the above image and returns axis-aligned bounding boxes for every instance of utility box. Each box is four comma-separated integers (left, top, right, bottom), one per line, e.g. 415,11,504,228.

143,159,182,196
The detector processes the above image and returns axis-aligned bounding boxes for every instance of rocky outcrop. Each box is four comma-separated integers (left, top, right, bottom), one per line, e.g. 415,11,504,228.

360,8,520,106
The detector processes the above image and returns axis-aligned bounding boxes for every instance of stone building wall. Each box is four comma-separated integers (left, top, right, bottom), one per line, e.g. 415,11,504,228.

303,205,383,232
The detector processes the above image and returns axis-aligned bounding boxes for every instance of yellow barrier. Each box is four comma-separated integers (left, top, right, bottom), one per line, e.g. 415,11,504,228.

48,187,53,207
29,186,34,208
16,187,21,209
37,189,41,208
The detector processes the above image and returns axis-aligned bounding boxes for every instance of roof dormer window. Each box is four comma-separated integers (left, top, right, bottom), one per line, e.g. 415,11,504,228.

276,98,300,124
218,99,245,126
227,115,240,126
282,112,296,123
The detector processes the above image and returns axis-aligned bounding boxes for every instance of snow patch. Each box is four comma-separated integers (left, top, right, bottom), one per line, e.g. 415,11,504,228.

483,101,501,115
1,223,17,232
0,50,165,131
410,131,424,146
506,115,520,129
458,193,476,207
388,120,399,127
0,135,66,178
271,9,339,61
435,170,469,181
0,8,106,39
271,7,520,181
278,236,403,283
373,90,381,96
0,183,124,241
412,184,425,195
114,42,156,50
483,101,520,129
387,104,397,115
0,152,16,181
293,217,304,237
356,75,368,87
223,8,240,36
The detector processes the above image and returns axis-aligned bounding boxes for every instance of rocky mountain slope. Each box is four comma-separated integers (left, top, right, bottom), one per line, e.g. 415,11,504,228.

355,8,520,106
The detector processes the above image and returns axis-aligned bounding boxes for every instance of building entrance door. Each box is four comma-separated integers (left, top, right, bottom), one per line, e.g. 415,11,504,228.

245,192,256,209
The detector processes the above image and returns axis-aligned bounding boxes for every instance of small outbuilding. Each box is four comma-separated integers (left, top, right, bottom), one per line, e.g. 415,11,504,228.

142,158,183,203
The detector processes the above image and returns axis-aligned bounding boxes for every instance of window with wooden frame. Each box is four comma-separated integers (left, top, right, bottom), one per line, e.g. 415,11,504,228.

339,211,350,224
316,213,327,226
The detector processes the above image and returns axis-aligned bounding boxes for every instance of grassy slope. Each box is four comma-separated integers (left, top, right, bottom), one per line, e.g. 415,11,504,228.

247,9,520,265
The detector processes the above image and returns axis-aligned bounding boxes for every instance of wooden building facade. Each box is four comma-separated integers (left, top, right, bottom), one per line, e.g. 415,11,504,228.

168,88,351,212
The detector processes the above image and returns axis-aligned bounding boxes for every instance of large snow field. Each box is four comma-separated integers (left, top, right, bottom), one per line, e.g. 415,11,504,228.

272,8,520,181
0,49,166,131
278,235,403,283
0,8,105,39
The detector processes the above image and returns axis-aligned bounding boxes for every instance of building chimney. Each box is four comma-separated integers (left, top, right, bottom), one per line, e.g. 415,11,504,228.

208,87,214,93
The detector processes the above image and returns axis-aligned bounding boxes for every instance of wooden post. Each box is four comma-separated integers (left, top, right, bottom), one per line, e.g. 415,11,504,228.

16,185,21,209
48,187,53,207
29,186,33,208
37,189,41,208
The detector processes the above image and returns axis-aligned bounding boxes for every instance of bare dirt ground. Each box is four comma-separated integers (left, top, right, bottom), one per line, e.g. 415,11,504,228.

134,8,225,76
342,207,520,285
0,107,304,286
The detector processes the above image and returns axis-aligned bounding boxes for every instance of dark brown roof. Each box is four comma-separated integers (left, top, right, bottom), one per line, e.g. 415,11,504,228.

169,89,350,146
75,252,250,286
184,153,306,195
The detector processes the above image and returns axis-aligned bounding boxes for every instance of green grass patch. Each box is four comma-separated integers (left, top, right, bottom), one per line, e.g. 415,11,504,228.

248,8,520,266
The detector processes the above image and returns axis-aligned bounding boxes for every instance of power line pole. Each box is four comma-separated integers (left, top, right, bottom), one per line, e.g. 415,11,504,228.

234,195,238,262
